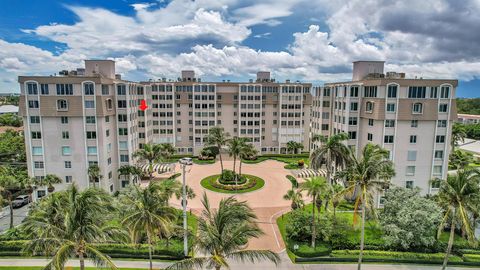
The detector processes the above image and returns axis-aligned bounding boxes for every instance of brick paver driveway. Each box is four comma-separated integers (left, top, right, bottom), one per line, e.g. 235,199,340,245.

171,160,294,252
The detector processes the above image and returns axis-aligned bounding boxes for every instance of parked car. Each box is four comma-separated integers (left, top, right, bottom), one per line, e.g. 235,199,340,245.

179,157,193,165
12,195,30,208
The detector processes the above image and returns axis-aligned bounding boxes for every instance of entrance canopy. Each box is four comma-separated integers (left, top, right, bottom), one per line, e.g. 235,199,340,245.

293,168,327,179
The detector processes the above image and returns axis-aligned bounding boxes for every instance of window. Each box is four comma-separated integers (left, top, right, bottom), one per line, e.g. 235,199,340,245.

439,103,448,112
62,131,69,139
28,100,39,108
106,129,110,137
440,86,450,98
34,161,44,169
118,114,127,122
412,103,423,114
406,166,416,176
85,116,95,124
86,131,96,139
30,116,40,123
435,150,444,159
384,135,394,144
348,117,357,126
364,86,377,97
368,119,374,126
57,99,68,111
385,120,395,127
407,150,417,161
105,116,110,123
64,161,72,168
367,133,373,141
348,131,357,139
31,131,41,139
350,86,359,97
430,87,438,98
350,102,358,111
405,180,414,189
410,135,417,143
436,135,445,143
117,85,126,95
61,116,69,124
408,86,426,98
65,176,72,183
431,180,441,189
119,128,128,135
387,85,397,98
62,146,71,156
411,120,418,127
32,147,43,155
117,100,127,108
106,99,113,110
386,103,396,112
433,165,443,175
365,101,374,112
56,84,73,95
101,85,109,95
40,84,49,95
120,154,129,162
26,82,38,95
87,146,97,155
119,141,128,150
437,120,447,127
84,100,95,108
84,83,94,95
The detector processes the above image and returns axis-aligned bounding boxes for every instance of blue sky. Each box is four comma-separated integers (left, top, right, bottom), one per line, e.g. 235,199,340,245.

0,0,479,97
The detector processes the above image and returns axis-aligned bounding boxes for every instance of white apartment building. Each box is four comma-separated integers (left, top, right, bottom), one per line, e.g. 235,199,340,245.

311,61,457,198
19,60,312,197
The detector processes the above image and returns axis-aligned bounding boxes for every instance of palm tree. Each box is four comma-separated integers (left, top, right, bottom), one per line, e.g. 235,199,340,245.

336,143,395,270
87,165,102,188
286,141,304,156
227,137,246,178
299,176,328,248
36,174,62,193
451,123,467,151
436,169,480,270
133,143,163,181
23,185,126,270
330,183,345,218
283,189,304,210
206,126,231,174
0,165,26,229
238,142,257,177
310,133,351,184
166,193,280,270
121,182,175,270
118,165,144,186
159,143,176,161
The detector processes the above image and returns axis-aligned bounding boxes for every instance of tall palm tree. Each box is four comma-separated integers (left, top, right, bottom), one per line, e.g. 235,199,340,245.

227,137,246,178
206,126,231,174
87,164,102,188
286,141,304,156
23,185,126,270
310,133,351,184
121,182,175,270
436,169,480,270
118,165,144,186
159,143,176,161
336,143,395,270
299,176,328,248
451,123,467,151
238,142,257,177
133,143,163,181
166,194,280,270
283,189,304,210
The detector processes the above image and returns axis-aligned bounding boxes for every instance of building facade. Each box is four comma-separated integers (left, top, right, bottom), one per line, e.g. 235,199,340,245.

457,113,480,124
18,60,312,196
310,61,457,198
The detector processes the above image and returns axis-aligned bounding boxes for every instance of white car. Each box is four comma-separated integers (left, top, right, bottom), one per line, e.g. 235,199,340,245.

179,157,193,165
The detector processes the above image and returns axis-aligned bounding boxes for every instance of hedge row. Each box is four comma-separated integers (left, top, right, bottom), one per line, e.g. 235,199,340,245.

0,241,185,260
463,254,480,262
211,176,257,191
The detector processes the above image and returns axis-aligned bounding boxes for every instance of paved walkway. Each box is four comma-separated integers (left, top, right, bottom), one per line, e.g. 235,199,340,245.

0,203,30,233
171,160,295,252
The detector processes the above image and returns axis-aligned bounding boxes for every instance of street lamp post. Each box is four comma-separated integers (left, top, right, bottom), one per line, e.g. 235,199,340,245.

179,159,192,257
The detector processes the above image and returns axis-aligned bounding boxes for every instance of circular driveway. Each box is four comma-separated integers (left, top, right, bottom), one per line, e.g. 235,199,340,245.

171,160,295,252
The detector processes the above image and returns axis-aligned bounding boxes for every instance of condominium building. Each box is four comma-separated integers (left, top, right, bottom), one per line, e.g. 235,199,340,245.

310,61,457,198
19,60,312,196
457,113,480,124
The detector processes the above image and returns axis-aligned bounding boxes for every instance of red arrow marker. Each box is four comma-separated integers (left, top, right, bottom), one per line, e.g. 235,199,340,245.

139,99,148,111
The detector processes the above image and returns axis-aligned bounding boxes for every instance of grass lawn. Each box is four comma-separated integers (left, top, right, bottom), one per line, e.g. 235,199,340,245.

200,174,265,194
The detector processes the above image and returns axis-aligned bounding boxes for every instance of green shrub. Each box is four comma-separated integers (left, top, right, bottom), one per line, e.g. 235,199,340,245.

0,241,27,252
331,250,463,262
463,254,480,262
286,175,298,188
297,159,304,167
220,170,235,182
290,242,331,258
284,163,299,169
460,249,480,255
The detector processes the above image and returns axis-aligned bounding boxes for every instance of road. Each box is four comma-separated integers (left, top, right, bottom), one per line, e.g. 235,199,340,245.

0,252,475,270
0,203,30,232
